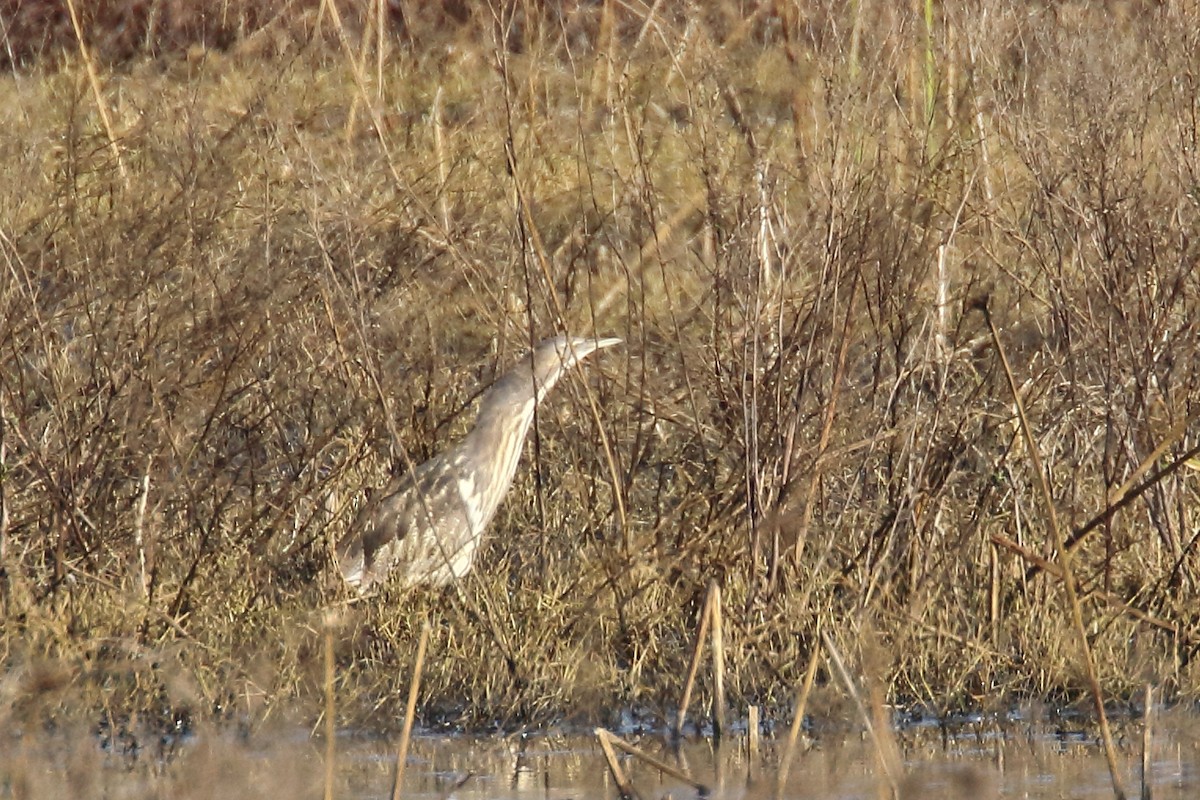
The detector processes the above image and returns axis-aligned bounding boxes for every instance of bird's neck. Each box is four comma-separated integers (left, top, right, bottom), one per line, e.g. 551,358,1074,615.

460,361,568,505
461,393,539,503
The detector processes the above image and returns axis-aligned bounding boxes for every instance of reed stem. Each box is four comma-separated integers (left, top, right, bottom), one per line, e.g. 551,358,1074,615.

390,623,430,800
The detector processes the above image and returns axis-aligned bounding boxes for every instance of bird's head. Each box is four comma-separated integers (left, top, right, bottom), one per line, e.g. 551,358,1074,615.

479,335,621,415
530,335,622,393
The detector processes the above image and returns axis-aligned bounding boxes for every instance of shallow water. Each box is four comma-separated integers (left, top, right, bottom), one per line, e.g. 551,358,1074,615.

6,714,1199,799
334,717,1200,800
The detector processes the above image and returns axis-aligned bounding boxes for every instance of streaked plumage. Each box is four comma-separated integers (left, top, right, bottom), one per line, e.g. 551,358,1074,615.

336,335,621,593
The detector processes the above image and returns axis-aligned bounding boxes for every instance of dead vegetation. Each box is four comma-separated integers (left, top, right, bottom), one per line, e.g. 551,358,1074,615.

1,1,1199,741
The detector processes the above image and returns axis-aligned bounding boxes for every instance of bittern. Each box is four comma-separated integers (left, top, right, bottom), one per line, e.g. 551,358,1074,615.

337,335,621,593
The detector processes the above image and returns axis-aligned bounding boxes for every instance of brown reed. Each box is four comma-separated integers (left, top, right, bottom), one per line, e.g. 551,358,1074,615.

390,622,430,800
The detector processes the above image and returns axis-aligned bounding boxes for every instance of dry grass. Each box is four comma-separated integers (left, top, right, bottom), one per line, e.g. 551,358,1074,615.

1,0,1199,743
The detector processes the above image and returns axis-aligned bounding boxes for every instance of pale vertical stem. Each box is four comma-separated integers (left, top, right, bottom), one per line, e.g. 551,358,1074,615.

0,393,8,566
710,582,727,740
757,162,773,288
944,11,956,131
747,160,771,592
974,101,996,204
935,243,949,368
375,0,386,98
968,30,996,222
433,86,450,234
134,456,151,599
747,704,760,774
323,616,336,800
1141,683,1153,800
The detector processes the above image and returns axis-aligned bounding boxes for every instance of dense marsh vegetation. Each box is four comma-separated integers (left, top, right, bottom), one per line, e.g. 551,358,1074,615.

1,1,1198,741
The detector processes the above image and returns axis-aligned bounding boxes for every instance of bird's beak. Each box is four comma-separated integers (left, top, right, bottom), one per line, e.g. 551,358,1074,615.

592,337,622,351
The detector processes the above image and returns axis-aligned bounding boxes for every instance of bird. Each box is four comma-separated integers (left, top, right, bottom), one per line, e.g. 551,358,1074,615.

336,335,621,593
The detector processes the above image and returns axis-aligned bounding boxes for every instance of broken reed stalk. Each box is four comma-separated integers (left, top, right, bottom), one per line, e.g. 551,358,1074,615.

820,631,900,797
594,728,641,800
1141,683,1153,800
675,583,714,737
710,581,727,740
980,302,1128,800
390,622,430,800
776,641,822,800
323,613,336,800
597,728,710,794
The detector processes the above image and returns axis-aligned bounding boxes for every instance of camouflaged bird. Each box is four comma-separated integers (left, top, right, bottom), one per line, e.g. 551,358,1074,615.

336,335,620,592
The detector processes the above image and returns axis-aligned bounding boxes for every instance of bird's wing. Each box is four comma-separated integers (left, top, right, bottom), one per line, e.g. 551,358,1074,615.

338,456,473,589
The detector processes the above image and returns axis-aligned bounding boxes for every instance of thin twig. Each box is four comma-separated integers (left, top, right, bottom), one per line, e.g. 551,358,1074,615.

433,86,450,234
